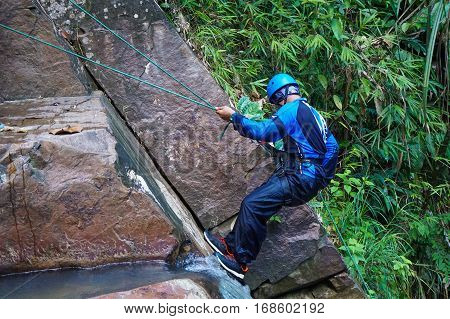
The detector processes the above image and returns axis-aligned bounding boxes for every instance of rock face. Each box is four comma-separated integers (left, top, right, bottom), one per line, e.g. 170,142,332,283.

0,93,180,273
238,205,362,298
39,0,272,229
94,279,211,299
0,0,91,102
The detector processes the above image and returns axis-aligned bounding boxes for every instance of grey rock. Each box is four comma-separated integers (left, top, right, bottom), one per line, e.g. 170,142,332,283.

0,0,91,102
211,215,237,237
280,272,366,299
1,0,361,298
246,205,347,296
282,290,314,299
93,278,212,299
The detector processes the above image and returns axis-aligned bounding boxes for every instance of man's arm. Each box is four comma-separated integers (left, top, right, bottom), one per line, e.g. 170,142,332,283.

216,105,291,143
230,113,284,142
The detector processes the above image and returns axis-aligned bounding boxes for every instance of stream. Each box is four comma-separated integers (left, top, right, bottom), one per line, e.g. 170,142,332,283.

0,255,251,299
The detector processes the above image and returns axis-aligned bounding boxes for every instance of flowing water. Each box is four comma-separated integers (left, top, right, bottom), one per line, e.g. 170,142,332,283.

182,255,252,300
0,256,251,299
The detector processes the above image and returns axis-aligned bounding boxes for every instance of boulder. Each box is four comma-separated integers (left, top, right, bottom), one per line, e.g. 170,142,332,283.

94,278,211,299
244,205,348,297
281,272,365,299
0,93,181,274
39,0,273,229
0,0,91,102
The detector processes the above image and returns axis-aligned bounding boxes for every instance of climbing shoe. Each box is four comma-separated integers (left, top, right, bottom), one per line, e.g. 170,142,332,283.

204,230,233,257
215,252,248,279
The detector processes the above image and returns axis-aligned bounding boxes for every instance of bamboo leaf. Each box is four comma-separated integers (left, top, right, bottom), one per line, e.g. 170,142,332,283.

333,95,343,110
426,133,436,157
318,74,328,89
331,18,344,41
423,0,444,110
401,22,410,33
344,184,352,194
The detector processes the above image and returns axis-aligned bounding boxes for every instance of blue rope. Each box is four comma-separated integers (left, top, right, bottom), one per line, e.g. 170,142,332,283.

67,0,214,110
0,23,214,111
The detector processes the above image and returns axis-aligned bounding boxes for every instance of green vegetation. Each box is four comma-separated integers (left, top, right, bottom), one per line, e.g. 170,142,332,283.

159,0,449,298
236,96,265,120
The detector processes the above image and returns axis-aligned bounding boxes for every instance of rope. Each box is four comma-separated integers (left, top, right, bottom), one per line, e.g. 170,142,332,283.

318,192,371,295
67,0,214,110
0,23,214,111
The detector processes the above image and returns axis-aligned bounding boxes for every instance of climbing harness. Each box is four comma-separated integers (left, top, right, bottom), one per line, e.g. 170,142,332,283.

318,192,371,295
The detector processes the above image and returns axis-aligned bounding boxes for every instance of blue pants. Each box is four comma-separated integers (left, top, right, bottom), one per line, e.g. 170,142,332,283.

225,166,325,265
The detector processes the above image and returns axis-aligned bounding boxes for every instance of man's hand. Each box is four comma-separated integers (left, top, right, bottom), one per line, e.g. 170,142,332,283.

216,106,235,122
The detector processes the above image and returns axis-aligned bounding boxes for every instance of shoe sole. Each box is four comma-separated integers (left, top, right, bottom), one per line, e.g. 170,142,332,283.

215,254,245,279
203,230,225,256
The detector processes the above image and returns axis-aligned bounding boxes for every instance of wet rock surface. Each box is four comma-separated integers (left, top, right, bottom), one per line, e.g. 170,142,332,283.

38,0,272,229
0,0,91,102
94,278,212,299
0,93,179,273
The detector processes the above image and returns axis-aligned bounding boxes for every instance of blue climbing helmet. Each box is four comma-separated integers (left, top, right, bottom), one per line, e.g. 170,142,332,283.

267,73,299,104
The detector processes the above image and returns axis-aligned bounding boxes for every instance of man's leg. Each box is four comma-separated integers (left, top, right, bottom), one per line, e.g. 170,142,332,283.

225,173,291,265
225,171,322,266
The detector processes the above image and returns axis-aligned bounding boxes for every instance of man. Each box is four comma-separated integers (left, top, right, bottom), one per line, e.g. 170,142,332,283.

204,74,339,279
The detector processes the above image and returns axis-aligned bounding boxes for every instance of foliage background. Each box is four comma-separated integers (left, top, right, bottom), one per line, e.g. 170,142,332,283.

159,0,449,298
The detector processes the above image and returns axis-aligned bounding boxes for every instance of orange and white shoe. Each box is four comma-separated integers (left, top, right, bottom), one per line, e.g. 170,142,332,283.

214,252,248,279
204,230,234,257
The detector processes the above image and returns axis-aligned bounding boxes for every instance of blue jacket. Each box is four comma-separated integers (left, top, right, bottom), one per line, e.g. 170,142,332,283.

231,98,339,179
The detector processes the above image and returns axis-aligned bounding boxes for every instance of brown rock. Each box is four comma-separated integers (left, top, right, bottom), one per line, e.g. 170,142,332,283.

246,205,347,297
49,125,83,135
329,271,361,292
282,290,314,299
94,279,211,299
40,0,273,229
0,94,181,274
280,272,365,299
0,0,91,102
